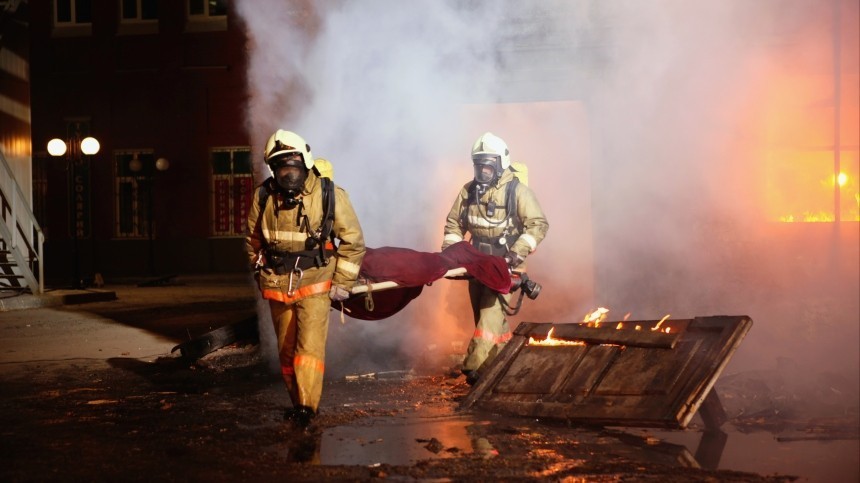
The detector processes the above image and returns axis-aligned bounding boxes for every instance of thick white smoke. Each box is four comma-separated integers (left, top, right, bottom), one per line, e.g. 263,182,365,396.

239,0,503,249
237,0,511,376
237,0,860,409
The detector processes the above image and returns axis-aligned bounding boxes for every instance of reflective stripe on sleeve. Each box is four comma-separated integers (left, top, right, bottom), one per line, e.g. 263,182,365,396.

335,258,361,278
444,233,464,244
520,233,538,251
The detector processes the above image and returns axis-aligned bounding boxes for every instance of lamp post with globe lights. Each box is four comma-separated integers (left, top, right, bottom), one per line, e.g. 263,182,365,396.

47,135,100,289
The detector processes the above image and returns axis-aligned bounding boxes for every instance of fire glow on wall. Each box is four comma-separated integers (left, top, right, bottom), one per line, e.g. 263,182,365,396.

761,0,860,224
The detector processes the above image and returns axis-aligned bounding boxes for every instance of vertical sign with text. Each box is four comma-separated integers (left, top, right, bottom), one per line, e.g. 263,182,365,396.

233,176,253,235
214,177,231,234
69,160,91,239
66,120,93,239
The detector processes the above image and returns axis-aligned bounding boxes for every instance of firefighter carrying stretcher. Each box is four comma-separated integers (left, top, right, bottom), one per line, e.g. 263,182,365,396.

441,132,549,385
245,129,365,430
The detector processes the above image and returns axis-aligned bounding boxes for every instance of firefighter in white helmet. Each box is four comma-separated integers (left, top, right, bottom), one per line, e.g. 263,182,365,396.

246,129,365,429
441,132,549,385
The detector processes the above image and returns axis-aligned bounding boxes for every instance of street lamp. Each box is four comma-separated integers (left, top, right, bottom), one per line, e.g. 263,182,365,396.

129,156,169,276
47,135,100,289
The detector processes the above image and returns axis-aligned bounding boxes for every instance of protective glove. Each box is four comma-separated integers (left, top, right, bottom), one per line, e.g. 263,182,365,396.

503,250,524,270
328,285,350,302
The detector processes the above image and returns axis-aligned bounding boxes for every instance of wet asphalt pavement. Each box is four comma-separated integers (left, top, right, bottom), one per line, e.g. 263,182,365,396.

0,275,855,482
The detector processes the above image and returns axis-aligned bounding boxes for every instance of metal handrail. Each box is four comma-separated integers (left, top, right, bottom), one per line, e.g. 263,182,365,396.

0,148,45,294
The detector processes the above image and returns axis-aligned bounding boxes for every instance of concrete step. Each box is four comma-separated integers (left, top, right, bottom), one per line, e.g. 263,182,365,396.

0,288,117,312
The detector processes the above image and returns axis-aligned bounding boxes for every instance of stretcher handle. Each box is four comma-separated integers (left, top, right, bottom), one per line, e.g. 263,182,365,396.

349,267,469,295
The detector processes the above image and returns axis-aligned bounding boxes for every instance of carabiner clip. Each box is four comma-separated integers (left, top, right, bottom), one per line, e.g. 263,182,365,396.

286,257,304,297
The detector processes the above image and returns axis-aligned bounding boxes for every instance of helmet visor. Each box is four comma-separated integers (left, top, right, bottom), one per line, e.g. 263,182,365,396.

269,154,303,171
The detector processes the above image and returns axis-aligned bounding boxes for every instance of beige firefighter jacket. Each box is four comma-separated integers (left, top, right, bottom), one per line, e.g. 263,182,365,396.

441,169,548,270
245,169,365,304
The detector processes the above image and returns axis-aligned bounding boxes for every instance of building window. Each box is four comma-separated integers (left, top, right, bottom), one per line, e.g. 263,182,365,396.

211,147,253,237
120,0,158,22
119,0,158,34
189,0,227,17
55,0,92,24
53,0,93,36
115,150,154,239
186,0,228,32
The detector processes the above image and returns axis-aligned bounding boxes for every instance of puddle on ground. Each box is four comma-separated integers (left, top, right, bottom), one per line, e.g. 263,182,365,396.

318,416,496,466
629,427,859,483
271,413,858,481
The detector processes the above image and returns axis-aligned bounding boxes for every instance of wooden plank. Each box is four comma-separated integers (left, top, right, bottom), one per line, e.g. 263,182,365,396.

494,345,588,395
558,345,619,398
674,316,753,427
477,399,686,428
595,340,702,396
464,316,753,429
527,323,681,349
460,334,528,409
594,347,672,396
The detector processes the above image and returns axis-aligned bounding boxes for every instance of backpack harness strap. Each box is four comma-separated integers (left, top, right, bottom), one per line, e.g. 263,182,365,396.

462,177,520,254
257,176,336,274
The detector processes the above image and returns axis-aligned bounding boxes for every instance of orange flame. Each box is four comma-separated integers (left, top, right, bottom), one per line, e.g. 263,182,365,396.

528,308,675,348
583,307,609,327
651,314,671,333
528,327,586,347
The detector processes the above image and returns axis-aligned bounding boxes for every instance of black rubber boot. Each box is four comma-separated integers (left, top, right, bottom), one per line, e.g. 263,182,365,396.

462,369,480,386
287,405,316,430
283,407,297,421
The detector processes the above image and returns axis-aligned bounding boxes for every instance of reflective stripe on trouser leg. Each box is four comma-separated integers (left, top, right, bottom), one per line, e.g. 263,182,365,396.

269,300,299,405
463,279,512,372
293,294,330,412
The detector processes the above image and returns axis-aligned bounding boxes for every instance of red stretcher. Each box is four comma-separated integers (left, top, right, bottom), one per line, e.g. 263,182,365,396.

341,241,512,321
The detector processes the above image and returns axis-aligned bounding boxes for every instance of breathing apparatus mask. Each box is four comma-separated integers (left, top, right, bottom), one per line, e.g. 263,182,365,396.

269,154,307,202
472,154,502,196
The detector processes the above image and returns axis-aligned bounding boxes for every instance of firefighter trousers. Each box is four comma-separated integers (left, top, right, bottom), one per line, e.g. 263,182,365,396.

268,293,330,413
463,279,513,373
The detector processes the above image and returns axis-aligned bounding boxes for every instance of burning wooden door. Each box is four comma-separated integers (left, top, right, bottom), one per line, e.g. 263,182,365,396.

461,315,752,429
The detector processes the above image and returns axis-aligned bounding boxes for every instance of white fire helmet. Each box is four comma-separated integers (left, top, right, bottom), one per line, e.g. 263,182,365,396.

264,129,314,174
471,132,510,170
